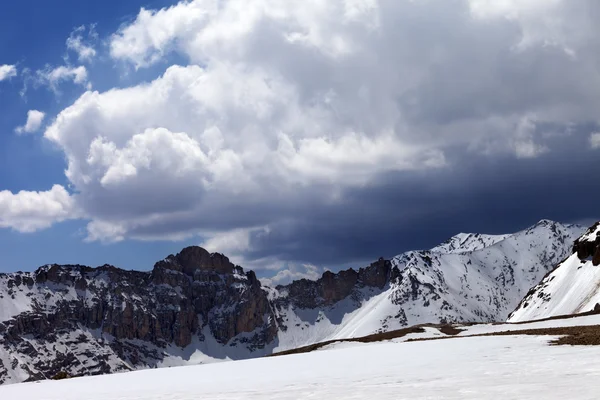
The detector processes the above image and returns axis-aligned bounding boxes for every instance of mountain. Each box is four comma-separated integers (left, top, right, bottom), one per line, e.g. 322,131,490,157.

508,221,600,322
0,220,583,384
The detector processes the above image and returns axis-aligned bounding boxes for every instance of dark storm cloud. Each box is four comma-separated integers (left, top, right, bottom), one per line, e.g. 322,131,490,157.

242,131,599,268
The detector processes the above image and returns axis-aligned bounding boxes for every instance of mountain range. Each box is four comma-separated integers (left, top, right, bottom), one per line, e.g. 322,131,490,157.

0,219,589,384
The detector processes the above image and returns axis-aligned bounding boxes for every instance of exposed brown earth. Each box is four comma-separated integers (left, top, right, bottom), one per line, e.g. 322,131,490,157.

407,325,600,346
437,325,465,335
271,311,600,358
270,323,463,357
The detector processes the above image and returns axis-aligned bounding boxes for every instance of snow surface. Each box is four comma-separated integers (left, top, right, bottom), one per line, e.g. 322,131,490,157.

508,253,600,322
579,223,600,242
431,232,511,254
3,324,600,399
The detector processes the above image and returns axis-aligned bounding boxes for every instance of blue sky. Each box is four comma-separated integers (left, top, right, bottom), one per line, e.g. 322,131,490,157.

0,0,198,272
0,0,598,283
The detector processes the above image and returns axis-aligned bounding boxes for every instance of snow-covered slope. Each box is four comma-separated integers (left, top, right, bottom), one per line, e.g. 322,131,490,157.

431,232,511,254
508,222,600,322
3,314,600,399
267,220,583,348
0,220,584,385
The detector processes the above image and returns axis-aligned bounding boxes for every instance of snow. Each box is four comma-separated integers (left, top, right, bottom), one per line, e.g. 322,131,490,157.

508,253,600,322
579,223,600,242
432,232,511,254
0,283,32,322
3,328,600,399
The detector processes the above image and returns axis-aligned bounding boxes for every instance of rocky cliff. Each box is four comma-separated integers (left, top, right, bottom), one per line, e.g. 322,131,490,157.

0,247,277,384
0,220,584,385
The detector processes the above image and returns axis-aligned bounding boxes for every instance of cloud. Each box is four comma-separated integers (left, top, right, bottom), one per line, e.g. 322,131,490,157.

44,60,445,244
66,25,98,62
468,0,568,49
36,65,90,92
512,115,548,159
2,0,599,273
0,64,17,81
260,263,323,287
590,133,600,149
0,185,76,233
15,110,46,134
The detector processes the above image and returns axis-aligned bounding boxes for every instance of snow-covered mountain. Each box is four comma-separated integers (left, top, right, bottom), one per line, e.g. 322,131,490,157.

0,220,583,384
430,232,511,254
508,222,600,322
270,220,582,342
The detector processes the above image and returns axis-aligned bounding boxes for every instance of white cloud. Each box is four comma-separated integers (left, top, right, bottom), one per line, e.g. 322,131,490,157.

260,263,323,287
590,133,600,149
0,64,17,81
44,60,446,243
110,3,211,69
0,185,76,233
66,25,98,62
4,0,600,258
36,65,90,92
15,110,46,134
468,0,576,54
512,115,548,159
202,227,260,256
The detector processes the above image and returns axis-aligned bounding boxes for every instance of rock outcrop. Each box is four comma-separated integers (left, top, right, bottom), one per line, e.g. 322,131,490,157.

573,222,600,266
280,258,391,309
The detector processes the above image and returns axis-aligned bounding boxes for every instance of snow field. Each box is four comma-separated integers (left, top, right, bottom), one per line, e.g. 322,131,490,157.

3,331,600,400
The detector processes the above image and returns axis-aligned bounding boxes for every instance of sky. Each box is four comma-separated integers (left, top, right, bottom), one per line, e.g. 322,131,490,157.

0,0,598,285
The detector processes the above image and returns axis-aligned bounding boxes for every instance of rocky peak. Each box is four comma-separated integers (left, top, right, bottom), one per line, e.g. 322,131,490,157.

358,257,392,288
573,222,600,266
154,246,239,276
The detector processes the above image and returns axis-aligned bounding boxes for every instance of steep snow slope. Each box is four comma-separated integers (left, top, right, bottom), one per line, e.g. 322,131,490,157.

508,222,600,322
269,220,583,348
431,232,511,254
3,316,600,399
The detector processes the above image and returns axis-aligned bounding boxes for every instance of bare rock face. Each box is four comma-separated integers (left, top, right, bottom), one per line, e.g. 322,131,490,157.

359,258,392,288
280,257,392,309
0,247,278,384
156,246,236,275
151,248,275,346
573,222,600,266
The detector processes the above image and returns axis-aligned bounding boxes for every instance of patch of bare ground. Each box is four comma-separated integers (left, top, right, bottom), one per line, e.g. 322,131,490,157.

270,324,463,357
270,311,600,358
437,325,464,336
407,325,600,346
